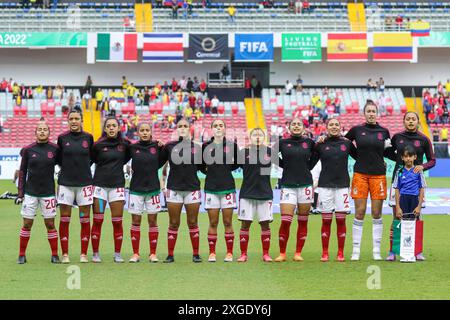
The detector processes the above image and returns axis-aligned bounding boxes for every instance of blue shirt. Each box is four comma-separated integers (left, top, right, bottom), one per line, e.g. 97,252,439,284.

392,167,426,196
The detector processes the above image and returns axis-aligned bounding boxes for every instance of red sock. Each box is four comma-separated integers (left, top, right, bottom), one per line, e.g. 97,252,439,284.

321,213,333,255
130,224,140,255
167,227,178,256
47,230,58,256
208,233,217,255
149,226,159,255
335,212,347,254
224,232,234,255
91,213,104,254
189,226,200,255
239,229,249,255
112,217,123,254
80,217,90,255
296,215,309,254
278,214,293,254
261,229,271,256
19,227,31,256
59,216,70,255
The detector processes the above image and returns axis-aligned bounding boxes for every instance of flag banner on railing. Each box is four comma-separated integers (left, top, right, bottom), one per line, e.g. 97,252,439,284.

281,33,322,62
0,32,87,48
327,33,368,61
373,32,413,61
96,33,137,62
419,31,450,47
410,20,431,37
142,33,184,62
188,34,229,62
234,33,273,62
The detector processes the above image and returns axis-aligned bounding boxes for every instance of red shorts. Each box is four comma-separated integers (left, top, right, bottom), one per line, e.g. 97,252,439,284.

351,173,387,200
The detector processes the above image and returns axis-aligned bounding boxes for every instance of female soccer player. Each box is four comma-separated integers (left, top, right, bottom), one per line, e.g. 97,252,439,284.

163,118,203,263
91,117,130,263
237,128,277,262
202,119,239,262
312,119,356,262
56,110,94,264
385,111,435,261
274,118,316,262
127,123,167,263
345,100,391,261
16,121,60,264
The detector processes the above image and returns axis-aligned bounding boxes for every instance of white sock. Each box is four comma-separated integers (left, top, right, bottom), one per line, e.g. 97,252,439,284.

372,218,383,254
352,218,364,254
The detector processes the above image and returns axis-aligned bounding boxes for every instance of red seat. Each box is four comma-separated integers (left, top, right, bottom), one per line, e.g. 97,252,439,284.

400,105,407,113
386,105,394,115
345,105,352,113
231,104,238,116
14,106,27,116
217,104,225,115
277,105,284,115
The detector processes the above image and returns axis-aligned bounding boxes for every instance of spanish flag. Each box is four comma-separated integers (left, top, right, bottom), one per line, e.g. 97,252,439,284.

410,20,430,37
327,33,368,61
373,32,413,61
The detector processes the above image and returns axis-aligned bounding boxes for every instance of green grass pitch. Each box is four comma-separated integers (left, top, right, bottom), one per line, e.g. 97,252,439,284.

0,179,449,300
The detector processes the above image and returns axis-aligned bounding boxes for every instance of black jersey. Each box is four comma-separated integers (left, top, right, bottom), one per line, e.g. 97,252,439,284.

239,146,276,201
92,137,131,188
202,138,239,194
128,140,167,194
345,123,390,175
276,135,316,188
18,142,60,198
387,130,436,178
164,138,202,191
57,130,94,187
313,137,356,188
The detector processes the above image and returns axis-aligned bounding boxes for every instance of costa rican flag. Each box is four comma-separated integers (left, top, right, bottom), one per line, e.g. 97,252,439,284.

142,33,184,63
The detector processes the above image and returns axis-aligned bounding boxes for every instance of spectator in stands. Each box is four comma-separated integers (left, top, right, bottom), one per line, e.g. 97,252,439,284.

385,16,394,29
432,128,440,142
250,75,258,95
187,0,193,16
46,86,53,100
334,95,341,114
119,77,127,93
82,90,91,110
404,18,411,31
95,88,104,111
204,96,212,114
366,78,376,91
255,81,263,98
211,95,220,114
0,78,7,92
395,15,403,30
196,93,204,111
54,85,64,100
445,79,450,95
186,77,194,92
26,87,33,99
287,0,295,13
84,75,93,95
68,93,76,110
245,78,252,97
171,77,178,92
444,105,450,125
437,105,444,124
192,77,200,92
35,85,44,99
379,77,385,92
437,81,444,95
199,78,207,94
127,83,137,102
179,75,188,91
441,127,448,142
221,63,231,82
295,0,302,14
155,0,163,8
378,94,388,116
188,92,197,110
227,4,236,24
285,80,293,96
43,0,50,9
143,86,150,106
302,0,310,13
12,82,20,102
171,0,179,19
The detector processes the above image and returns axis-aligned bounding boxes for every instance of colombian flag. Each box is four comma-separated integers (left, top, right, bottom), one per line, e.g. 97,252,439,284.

410,20,430,37
327,33,368,61
373,32,413,61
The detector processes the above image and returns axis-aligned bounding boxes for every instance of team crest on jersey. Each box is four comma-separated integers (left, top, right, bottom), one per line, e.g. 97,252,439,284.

82,140,89,149
32,154,37,158
325,146,330,151
102,147,108,152
47,152,54,159
117,145,125,152
377,133,383,140
65,142,70,146
302,142,308,149
414,140,421,147
399,139,404,144
340,144,347,152
136,150,140,154
287,143,292,148
361,132,366,136
150,147,157,154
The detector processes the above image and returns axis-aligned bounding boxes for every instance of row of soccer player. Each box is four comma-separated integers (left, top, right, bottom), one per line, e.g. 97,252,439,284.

16,101,435,264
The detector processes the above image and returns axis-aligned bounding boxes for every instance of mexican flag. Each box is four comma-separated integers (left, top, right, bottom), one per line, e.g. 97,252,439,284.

392,219,423,258
96,33,138,62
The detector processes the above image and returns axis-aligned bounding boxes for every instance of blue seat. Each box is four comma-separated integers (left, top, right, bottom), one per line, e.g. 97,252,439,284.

115,6,122,12
102,13,109,18
270,13,278,18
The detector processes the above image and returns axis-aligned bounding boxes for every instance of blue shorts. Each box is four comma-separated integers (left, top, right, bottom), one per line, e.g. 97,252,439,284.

399,194,419,214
